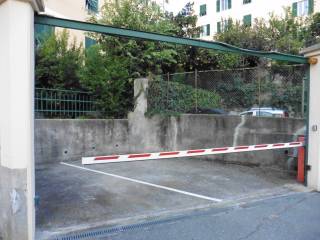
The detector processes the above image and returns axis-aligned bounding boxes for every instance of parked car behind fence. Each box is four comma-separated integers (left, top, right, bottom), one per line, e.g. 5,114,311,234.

240,107,289,118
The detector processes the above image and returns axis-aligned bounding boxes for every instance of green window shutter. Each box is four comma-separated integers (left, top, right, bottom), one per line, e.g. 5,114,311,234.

243,14,252,27
292,2,297,17
35,24,54,44
227,19,232,30
85,37,96,48
206,24,211,36
200,4,207,16
217,22,221,33
309,0,314,14
228,0,232,9
86,0,99,13
216,0,220,12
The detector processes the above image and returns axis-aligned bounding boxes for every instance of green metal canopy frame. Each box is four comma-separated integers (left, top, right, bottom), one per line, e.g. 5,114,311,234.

35,15,308,64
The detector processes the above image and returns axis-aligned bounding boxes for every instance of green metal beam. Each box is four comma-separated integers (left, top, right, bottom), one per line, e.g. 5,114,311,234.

34,15,308,64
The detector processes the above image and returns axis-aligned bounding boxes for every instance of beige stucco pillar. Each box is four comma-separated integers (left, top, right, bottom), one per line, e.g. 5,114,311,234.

0,0,44,239
301,44,320,191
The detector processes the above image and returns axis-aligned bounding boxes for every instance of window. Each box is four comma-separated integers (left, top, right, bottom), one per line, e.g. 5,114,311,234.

35,24,54,36
35,24,55,45
292,0,313,17
85,37,97,49
85,0,99,13
257,111,273,117
200,24,211,37
217,19,231,33
243,14,252,27
240,111,253,116
217,22,221,33
217,0,232,12
200,4,207,16
243,0,251,4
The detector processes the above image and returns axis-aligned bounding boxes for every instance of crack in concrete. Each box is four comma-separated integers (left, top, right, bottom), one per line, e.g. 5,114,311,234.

237,196,308,240
233,116,246,147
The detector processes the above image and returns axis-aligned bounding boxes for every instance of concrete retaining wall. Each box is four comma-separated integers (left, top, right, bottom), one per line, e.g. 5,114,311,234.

35,114,305,169
35,78,305,169
35,119,130,164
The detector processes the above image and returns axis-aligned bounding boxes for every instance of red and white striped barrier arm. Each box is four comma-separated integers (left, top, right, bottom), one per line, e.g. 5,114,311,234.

82,141,305,165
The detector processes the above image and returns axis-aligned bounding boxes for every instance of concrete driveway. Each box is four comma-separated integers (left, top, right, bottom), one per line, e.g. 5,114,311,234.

35,158,308,239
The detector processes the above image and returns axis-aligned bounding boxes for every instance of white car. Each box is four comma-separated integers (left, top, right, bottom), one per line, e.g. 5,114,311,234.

239,107,289,118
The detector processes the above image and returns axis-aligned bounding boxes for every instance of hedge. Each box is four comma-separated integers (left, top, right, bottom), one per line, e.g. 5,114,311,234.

147,80,221,116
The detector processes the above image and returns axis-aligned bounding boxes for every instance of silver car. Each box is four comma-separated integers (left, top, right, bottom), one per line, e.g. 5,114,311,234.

239,107,289,118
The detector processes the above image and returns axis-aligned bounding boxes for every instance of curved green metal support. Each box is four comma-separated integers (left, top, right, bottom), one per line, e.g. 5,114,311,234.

35,15,308,64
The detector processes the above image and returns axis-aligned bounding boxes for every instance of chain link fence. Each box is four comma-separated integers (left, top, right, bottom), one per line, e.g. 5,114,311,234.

148,65,307,118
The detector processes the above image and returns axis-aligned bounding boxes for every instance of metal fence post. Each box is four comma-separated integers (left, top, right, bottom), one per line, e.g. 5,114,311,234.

167,72,170,110
195,69,198,112
258,70,261,114
302,76,306,117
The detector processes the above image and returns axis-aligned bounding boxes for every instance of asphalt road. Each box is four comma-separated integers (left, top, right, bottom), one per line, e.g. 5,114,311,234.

36,159,316,240
97,192,320,240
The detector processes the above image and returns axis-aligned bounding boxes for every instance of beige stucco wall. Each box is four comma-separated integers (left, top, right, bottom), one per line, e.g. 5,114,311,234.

43,0,108,45
0,1,45,239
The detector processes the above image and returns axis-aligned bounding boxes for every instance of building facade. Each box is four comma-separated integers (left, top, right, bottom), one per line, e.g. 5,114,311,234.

194,0,319,40
36,0,105,47
37,0,170,47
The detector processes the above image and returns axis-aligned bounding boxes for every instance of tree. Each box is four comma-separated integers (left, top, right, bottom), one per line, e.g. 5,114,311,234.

78,0,184,117
308,12,320,45
35,30,83,89
170,2,200,38
89,0,180,76
169,2,229,71
215,9,309,67
79,45,131,118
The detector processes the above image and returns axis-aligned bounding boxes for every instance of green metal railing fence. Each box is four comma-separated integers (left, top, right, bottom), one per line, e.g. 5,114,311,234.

35,88,96,119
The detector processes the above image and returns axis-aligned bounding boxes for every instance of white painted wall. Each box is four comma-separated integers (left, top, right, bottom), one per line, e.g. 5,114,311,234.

0,1,44,239
302,46,320,191
194,0,320,40
0,1,35,170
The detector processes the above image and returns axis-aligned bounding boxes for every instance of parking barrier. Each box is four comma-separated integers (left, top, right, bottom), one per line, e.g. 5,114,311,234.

82,141,305,165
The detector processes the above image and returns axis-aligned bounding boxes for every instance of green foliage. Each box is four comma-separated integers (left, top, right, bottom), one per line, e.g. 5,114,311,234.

35,2,312,118
89,0,180,76
270,85,302,114
215,77,256,108
307,12,320,45
216,9,310,66
310,13,320,36
147,80,221,115
79,45,133,118
35,30,83,89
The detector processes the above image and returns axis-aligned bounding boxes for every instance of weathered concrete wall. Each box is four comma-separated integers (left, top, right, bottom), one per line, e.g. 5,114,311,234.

169,114,305,168
35,115,305,169
35,78,305,168
35,119,130,164
0,166,28,240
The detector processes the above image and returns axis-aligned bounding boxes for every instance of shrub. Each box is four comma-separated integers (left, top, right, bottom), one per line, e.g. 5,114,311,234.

147,80,221,116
